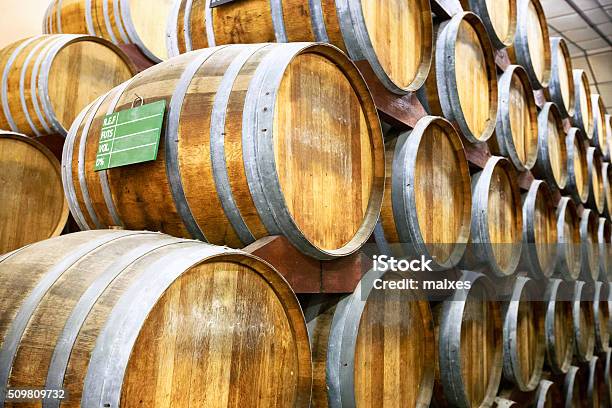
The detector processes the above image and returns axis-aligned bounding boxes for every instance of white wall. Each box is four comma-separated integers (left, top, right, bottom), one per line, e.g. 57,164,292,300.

0,1,50,48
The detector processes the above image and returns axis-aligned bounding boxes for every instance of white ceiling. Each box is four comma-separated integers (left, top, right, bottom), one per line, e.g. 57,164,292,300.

541,0,612,111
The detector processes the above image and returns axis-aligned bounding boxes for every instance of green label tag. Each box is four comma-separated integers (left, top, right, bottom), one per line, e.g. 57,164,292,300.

94,100,166,171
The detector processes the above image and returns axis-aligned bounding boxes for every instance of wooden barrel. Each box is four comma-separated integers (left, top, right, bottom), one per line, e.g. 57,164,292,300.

0,131,69,254
573,69,594,140
586,146,605,214
607,114,612,160
490,64,538,171
167,0,433,95
580,209,600,282
594,281,610,353
304,269,435,407
460,156,523,277
510,0,551,89
63,43,384,260
0,230,312,407
0,34,135,137
549,37,575,119
502,276,545,391
604,349,612,405
563,365,588,408
434,271,503,407
554,197,581,281
586,355,610,407
597,218,611,282
459,0,517,49
533,103,568,190
423,12,498,143
544,279,574,375
603,162,612,219
564,128,589,204
592,93,608,157
520,180,558,279
44,0,175,62
376,116,471,270
573,280,596,362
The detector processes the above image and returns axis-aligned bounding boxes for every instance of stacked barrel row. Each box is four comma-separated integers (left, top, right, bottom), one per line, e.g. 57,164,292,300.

0,0,610,407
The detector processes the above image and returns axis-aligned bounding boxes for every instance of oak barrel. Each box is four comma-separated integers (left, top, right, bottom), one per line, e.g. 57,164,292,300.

564,128,589,204
434,271,503,407
593,281,610,353
63,43,384,260
554,197,581,281
586,146,605,214
460,156,523,277
44,0,175,62
0,131,69,254
549,37,575,118
597,218,611,282
0,34,135,137
603,162,612,219
573,281,596,362
607,114,612,161
167,0,433,95
424,12,498,143
520,180,558,280
544,279,574,375
502,276,545,391
0,230,312,407
592,93,609,157
376,116,471,270
532,102,568,190
510,0,551,89
604,349,612,405
580,209,600,282
459,0,517,49
304,270,435,407
563,365,588,408
490,64,538,171
573,69,594,139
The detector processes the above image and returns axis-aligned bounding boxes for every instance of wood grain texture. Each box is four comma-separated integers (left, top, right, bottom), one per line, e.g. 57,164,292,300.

586,146,605,215
553,197,581,281
573,281,596,363
592,93,608,158
0,131,68,254
168,0,433,94
0,230,311,408
460,0,516,49
0,34,134,137
580,209,601,282
46,0,175,62
532,102,568,191
378,116,471,270
563,128,589,204
65,43,384,260
544,279,574,376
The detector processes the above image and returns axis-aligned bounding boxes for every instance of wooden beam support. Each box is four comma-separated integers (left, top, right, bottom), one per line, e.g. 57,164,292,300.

430,0,463,20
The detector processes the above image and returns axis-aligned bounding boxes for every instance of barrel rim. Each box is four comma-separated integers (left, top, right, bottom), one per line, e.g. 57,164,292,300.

549,37,575,118
495,64,538,171
597,218,611,282
514,0,551,89
437,11,498,144
391,115,472,270
593,280,610,352
463,0,517,49
502,276,546,392
592,93,608,156
602,162,612,219
0,131,69,242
